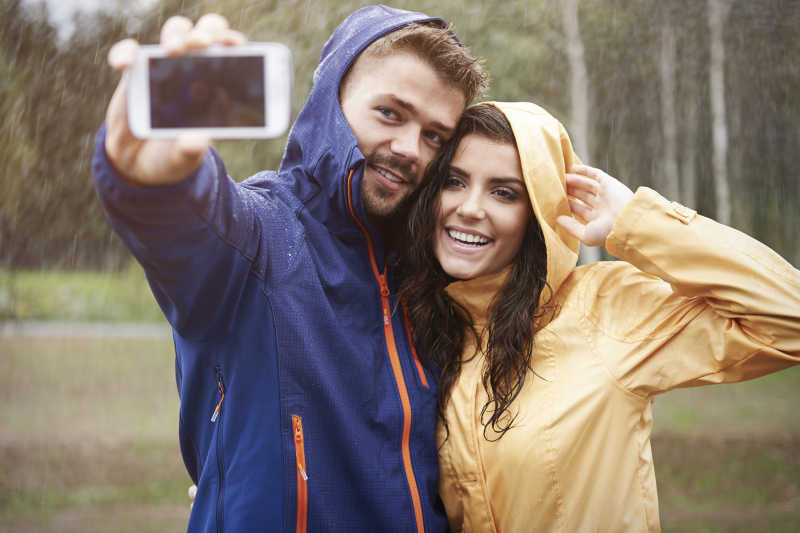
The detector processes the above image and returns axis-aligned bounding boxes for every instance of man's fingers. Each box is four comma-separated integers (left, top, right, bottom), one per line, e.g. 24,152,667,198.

106,71,130,126
186,14,240,50
169,134,211,176
218,29,247,46
556,215,585,241
195,13,230,33
108,38,139,70
188,484,197,501
161,15,193,55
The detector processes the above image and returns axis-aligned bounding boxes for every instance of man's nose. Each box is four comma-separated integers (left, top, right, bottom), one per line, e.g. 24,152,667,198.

390,124,421,163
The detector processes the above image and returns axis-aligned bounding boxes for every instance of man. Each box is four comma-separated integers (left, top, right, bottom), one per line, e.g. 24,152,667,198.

94,5,486,532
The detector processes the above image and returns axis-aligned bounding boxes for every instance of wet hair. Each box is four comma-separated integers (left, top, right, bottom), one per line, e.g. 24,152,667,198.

340,22,487,105
398,103,549,441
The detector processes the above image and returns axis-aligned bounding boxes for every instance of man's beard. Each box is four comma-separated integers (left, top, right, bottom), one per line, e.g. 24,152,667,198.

361,151,417,220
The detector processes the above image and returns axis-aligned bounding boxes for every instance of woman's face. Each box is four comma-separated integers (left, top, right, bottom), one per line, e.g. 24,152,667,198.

433,134,531,280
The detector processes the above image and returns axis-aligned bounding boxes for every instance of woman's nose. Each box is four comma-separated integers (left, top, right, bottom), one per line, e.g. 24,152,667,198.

456,191,486,219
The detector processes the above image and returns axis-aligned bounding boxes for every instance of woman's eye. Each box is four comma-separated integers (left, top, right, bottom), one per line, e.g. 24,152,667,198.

444,176,463,189
493,188,520,201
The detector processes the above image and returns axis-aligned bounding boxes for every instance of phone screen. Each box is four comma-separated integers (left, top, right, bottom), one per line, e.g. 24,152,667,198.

149,55,266,128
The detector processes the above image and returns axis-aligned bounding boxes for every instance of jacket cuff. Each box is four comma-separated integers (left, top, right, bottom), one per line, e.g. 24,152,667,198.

92,124,218,209
606,187,695,259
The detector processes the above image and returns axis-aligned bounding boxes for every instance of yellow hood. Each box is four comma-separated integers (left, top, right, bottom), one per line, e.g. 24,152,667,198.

445,102,580,321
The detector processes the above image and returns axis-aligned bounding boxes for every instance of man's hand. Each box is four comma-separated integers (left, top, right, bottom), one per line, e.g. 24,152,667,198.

188,484,197,508
104,14,246,186
556,164,634,247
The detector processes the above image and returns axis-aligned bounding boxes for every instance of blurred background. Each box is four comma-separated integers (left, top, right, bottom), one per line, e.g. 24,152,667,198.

1,0,798,531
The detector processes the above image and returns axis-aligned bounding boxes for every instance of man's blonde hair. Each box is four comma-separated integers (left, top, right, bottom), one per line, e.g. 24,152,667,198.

342,22,487,104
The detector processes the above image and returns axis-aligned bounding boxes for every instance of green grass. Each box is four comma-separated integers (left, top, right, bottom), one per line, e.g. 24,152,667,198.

1,336,798,532
0,337,190,532
0,266,163,322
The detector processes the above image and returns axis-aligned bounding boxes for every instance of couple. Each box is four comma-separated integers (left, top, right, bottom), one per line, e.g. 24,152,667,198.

94,5,800,533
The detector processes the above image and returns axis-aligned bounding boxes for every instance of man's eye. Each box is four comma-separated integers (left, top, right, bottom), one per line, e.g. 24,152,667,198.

377,107,398,120
424,131,443,146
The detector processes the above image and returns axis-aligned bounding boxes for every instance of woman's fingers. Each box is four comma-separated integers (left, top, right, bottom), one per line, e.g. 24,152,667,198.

567,197,593,221
556,215,585,241
570,164,606,181
565,173,599,206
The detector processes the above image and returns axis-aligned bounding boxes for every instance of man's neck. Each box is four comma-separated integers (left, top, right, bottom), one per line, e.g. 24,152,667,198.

366,212,402,253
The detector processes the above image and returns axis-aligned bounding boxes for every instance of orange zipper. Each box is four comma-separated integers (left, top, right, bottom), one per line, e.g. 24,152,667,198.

346,169,426,533
292,415,308,533
211,375,225,422
401,301,430,389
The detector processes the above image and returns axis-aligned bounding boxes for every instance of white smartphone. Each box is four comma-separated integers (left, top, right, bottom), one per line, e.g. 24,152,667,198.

128,43,292,139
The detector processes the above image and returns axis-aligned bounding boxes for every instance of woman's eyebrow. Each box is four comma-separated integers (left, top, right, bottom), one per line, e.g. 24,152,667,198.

489,177,525,185
448,165,469,177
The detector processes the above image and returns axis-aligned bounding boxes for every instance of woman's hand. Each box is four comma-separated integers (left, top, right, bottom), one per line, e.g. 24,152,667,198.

556,164,634,247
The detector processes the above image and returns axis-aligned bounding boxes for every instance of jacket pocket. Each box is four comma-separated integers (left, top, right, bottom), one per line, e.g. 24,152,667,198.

292,414,308,533
213,365,226,532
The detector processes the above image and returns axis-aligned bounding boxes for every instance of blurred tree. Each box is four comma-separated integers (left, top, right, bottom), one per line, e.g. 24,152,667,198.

658,3,679,201
708,0,732,225
0,0,797,269
560,0,601,264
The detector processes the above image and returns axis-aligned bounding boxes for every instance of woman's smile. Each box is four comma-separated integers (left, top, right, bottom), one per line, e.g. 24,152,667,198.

433,134,531,280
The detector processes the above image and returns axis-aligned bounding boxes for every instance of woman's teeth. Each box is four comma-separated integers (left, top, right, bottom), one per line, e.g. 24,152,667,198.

448,229,489,246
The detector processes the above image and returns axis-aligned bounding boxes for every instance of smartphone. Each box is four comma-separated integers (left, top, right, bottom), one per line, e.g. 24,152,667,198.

128,43,292,139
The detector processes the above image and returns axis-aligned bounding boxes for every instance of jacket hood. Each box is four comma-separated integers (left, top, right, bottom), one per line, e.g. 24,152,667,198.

278,5,446,237
446,102,580,323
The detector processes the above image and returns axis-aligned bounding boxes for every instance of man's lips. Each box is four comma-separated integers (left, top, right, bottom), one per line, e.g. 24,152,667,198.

370,164,411,191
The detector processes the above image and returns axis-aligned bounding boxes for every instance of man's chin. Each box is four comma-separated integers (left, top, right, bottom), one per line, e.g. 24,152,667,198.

362,187,406,219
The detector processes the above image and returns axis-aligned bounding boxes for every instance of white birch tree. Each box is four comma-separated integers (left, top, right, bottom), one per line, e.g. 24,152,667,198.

659,11,680,201
708,0,732,225
560,0,601,263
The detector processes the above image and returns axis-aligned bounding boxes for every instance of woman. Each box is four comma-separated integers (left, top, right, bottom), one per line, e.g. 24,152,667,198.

399,102,800,532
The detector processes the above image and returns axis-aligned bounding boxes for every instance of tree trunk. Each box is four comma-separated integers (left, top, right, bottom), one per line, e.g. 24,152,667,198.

560,0,601,263
659,15,680,201
708,0,732,225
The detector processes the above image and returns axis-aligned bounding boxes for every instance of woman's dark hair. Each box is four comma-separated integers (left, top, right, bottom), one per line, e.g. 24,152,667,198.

398,103,549,441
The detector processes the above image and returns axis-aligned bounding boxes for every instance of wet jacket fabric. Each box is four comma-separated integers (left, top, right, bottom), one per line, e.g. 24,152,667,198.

92,6,449,533
437,102,800,532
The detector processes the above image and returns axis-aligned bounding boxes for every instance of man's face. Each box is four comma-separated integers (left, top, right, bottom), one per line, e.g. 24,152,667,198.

340,51,465,219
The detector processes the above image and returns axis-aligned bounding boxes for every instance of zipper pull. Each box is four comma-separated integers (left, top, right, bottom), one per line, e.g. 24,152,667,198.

211,370,225,423
378,274,390,298
293,417,308,480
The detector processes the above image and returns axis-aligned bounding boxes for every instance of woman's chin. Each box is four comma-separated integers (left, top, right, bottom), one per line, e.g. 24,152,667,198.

438,258,481,281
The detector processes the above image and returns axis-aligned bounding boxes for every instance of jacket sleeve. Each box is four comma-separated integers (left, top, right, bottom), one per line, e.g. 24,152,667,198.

92,125,267,341
588,187,800,397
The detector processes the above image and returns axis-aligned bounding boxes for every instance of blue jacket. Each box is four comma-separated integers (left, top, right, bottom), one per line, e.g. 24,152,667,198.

93,6,448,533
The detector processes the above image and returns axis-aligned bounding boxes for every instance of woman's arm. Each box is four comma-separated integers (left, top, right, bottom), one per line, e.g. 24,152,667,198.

558,164,800,394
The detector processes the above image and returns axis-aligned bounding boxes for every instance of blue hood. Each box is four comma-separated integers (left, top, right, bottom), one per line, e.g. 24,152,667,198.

278,5,446,239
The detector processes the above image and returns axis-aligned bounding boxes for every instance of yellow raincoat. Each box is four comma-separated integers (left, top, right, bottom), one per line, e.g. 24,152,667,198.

437,102,800,532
